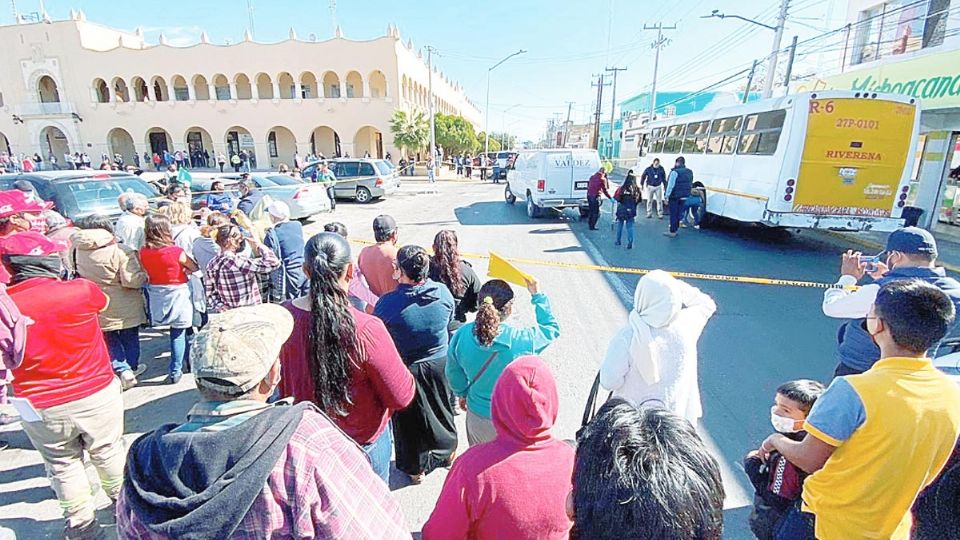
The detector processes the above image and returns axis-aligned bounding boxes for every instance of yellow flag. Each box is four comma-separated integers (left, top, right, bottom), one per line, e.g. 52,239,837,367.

488,251,535,287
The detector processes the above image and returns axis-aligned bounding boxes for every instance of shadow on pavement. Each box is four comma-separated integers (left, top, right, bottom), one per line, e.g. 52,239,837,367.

1,517,62,539
0,463,45,485
124,389,198,435
455,201,572,227
4,485,52,505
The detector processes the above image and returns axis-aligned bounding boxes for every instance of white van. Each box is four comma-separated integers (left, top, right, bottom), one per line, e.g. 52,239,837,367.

505,149,602,218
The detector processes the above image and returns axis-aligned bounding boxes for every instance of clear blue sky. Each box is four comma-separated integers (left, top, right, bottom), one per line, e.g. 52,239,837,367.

10,0,844,140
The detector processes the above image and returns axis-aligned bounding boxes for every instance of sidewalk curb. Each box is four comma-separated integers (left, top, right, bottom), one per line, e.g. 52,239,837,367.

816,230,960,275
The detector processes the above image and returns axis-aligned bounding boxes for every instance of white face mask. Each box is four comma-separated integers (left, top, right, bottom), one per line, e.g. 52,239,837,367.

770,407,800,434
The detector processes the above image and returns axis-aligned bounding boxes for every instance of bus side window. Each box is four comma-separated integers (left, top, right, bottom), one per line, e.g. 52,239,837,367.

738,110,786,155
651,127,666,153
663,124,685,153
682,121,709,154
707,116,743,155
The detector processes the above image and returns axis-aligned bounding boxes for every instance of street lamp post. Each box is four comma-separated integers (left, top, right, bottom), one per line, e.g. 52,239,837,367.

500,104,521,151
485,49,526,159
702,1,789,98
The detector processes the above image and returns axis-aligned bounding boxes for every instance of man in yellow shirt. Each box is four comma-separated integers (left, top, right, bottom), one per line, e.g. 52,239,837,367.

761,280,960,539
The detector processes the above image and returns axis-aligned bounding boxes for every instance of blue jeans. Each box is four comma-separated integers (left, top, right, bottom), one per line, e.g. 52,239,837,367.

616,218,634,245
668,197,685,233
104,327,141,374
169,327,192,377
683,196,703,226
362,424,393,483
773,505,816,540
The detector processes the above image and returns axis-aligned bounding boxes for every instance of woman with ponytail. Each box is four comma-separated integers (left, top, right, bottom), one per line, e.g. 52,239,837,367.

446,277,560,446
374,245,457,483
429,230,481,333
278,232,414,483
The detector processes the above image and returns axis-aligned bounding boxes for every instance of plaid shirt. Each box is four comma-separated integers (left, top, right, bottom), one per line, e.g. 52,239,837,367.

116,401,410,539
204,245,280,313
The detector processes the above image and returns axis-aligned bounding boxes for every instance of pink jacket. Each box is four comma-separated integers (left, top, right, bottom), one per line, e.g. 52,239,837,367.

422,356,574,540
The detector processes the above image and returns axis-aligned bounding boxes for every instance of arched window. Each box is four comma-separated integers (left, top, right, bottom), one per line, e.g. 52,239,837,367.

37,75,60,103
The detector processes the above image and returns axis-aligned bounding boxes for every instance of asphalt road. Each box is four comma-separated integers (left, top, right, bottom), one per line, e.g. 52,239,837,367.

0,178,856,539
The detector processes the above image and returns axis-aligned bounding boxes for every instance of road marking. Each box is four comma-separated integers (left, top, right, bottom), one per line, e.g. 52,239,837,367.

349,238,853,290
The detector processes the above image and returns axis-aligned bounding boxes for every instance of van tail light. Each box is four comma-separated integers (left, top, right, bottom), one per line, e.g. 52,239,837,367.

537,179,545,192
198,199,208,208
376,176,384,187
293,188,307,200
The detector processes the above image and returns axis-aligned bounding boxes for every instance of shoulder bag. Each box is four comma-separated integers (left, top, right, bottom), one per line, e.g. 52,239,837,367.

463,350,500,395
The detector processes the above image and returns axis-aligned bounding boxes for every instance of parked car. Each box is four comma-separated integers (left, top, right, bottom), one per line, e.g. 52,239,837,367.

217,173,331,219
190,177,240,211
301,158,400,204
505,148,601,219
0,170,161,222
484,151,519,180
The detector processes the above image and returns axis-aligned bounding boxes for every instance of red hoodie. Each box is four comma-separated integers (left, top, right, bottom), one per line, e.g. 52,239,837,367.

422,355,574,540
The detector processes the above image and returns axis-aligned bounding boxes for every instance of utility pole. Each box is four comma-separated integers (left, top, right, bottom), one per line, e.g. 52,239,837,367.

427,46,436,163
782,34,799,90
591,74,609,150
245,0,255,40
562,101,574,147
644,22,676,123
743,60,758,103
605,67,626,158
763,0,790,98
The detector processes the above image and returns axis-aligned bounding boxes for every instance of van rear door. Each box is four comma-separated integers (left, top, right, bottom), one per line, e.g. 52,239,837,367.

571,149,601,199
543,151,574,200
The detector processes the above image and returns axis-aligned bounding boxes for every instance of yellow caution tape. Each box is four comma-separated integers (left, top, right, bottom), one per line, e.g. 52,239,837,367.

348,239,854,290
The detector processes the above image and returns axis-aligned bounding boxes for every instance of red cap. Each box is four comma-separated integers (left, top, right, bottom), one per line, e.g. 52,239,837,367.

0,231,68,257
0,190,53,218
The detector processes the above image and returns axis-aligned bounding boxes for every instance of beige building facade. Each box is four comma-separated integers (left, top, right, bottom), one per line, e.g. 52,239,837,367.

0,11,480,169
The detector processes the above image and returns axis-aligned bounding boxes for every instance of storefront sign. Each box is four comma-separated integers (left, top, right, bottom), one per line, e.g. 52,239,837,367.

795,48,960,111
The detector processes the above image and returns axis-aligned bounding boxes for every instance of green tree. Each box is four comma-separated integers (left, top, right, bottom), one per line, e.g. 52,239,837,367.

476,132,501,153
389,109,429,157
435,113,480,155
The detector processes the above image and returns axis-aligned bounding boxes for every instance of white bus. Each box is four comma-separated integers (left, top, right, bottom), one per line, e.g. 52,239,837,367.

638,91,920,231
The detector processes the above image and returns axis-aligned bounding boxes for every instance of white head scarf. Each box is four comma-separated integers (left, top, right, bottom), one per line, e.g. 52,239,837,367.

628,270,683,384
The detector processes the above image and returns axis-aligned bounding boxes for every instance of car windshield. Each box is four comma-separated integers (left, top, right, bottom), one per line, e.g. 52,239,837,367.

252,176,279,187
262,174,303,186
374,161,393,175
56,177,160,216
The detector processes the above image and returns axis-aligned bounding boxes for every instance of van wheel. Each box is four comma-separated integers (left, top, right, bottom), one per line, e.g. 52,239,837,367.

356,186,373,204
505,185,516,205
526,195,542,218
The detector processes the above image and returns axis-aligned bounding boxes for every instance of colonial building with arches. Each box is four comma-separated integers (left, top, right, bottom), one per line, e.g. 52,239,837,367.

0,11,481,168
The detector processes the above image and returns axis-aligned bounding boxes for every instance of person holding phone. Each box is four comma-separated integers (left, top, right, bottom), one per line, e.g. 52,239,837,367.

204,224,281,313
822,227,960,376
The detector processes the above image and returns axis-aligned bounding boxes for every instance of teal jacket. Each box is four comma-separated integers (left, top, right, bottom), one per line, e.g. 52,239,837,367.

446,292,560,418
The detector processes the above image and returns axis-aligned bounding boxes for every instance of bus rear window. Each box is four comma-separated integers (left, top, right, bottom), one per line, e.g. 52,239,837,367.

707,116,743,155
738,110,786,155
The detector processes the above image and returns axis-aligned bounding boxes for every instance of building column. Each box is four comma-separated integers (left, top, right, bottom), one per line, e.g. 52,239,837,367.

146,83,157,101
229,82,237,100
295,81,303,99
187,83,196,101
166,83,175,102
208,83,217,100
916,131,953,229
251,83,259,100
109,84,118,103
363,81,371,98
272,81,281,100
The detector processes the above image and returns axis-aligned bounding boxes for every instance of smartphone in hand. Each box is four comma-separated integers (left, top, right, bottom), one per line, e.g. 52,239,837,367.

860,255,880,273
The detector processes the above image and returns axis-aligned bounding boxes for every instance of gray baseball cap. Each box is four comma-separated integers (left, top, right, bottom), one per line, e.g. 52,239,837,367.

190,304,294,396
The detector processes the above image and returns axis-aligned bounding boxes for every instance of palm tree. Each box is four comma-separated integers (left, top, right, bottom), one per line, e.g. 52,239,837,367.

389,109,429,158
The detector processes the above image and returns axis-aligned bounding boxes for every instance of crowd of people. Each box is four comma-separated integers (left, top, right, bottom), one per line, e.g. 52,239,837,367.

0,168,958,539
